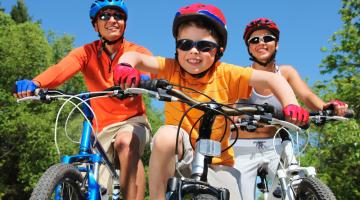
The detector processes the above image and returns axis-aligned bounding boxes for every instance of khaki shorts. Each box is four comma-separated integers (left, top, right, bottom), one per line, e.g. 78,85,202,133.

97,115,151,192
151,125,241,200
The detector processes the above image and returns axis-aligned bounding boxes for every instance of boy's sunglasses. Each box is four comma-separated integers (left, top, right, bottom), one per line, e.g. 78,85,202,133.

98,12,125,21
176,39,219,52
248,35,277,45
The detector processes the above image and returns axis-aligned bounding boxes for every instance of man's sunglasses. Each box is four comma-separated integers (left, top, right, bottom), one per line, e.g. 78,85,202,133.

248,35,277,45
176,39,219,52
98,12,126,21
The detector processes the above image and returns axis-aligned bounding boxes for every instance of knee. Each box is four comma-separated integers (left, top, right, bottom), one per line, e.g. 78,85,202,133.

152,126,178,154
114,133,139,156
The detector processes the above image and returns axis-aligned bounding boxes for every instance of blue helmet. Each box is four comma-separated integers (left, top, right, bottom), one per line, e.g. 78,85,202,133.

89,0,128,23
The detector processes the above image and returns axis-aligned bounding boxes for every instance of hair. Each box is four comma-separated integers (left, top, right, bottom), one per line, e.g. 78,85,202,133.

176,19,221,45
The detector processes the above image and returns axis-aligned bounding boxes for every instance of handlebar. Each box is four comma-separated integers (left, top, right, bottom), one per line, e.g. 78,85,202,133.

17,79,311,133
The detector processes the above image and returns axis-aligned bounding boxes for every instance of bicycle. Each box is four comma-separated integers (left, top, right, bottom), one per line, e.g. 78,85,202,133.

231,107,353,200
17,88,129,200
126,79,308,200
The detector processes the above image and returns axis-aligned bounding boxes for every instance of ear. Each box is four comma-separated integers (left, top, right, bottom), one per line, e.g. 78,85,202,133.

217,47,224,57
275,42,279,50
93,21,99,32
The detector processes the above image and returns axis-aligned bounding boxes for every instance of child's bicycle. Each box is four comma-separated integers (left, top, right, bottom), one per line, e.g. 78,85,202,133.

231,107,353,200
123,79,312,200
17,87,129,200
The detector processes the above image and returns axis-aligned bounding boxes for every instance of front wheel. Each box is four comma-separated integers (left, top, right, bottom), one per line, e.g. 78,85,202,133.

30,163,86,200
295,177,336,200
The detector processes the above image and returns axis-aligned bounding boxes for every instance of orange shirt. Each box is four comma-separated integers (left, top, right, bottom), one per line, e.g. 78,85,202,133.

156,57,253,166
33,39,152,132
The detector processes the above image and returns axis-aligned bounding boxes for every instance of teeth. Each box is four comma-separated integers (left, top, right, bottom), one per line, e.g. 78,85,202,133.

187,58,201,64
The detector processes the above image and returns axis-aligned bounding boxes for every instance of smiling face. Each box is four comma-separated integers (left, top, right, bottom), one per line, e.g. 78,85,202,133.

94,8,126,41
176,24,220,75
248,29,278,63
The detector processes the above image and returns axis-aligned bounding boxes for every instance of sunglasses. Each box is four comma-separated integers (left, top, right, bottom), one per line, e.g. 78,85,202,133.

248,35,277,45
176,39,219,52
98,12,126,21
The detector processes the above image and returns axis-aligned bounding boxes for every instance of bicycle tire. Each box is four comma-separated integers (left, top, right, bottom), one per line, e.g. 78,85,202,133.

29,163,86,200
295,177,336,200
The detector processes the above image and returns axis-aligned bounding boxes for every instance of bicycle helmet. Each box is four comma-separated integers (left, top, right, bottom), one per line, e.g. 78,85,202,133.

89,0,128,24
173,3,227,51
243,18,280,46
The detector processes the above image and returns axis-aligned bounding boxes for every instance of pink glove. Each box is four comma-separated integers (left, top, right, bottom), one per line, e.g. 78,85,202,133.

283,104,309,124
113,63,140,88
323,99,348,116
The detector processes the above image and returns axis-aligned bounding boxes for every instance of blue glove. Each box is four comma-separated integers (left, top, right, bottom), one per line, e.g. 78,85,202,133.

14,80,38,97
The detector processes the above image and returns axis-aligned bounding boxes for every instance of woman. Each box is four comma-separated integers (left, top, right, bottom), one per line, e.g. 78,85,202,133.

233,17,348,200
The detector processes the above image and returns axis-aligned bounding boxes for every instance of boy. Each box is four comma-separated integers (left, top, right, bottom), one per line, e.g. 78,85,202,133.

114,3,308,200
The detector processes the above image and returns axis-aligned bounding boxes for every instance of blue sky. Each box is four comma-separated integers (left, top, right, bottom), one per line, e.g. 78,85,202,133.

2,0,343,85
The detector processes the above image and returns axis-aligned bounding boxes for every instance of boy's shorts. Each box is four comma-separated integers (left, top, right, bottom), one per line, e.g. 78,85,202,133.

97,115,151,192
151,125,241,200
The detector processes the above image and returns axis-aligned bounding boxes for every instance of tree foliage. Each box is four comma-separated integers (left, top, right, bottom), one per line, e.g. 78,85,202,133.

302,0,360,199
10,0,30,23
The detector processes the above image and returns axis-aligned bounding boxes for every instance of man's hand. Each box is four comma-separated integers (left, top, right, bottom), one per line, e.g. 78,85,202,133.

113,63,140,89
13,80,38,99
283,104,309,126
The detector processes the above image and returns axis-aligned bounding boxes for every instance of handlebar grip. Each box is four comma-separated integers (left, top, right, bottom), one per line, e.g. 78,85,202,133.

300,122,310,130
139,78,170,91
344,109,355,118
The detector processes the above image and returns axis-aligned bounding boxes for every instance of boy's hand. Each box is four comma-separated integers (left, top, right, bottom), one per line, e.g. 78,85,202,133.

323,99,348,116
113,63,140,89
283,104,309,126
13,80,38,99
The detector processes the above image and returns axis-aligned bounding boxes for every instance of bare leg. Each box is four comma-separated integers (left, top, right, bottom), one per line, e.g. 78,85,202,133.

136,160,146,200
149,126,184,200
114,132,144,200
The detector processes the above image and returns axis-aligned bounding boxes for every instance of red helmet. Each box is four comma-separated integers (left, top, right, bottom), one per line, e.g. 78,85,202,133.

243,18,280,45
172,3,227,50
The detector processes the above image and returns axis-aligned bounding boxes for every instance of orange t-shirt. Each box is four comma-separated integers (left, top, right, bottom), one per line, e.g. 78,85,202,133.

155,57,253,166
33,39,152,132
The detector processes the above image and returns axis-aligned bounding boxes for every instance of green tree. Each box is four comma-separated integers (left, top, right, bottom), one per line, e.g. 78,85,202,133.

0,10,81,199
302,0,360,199
10,0,30,23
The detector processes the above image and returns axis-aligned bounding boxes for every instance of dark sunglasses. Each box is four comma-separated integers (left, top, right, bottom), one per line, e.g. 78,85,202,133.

176,39,219,52
98,12,125,21
248,35,277,45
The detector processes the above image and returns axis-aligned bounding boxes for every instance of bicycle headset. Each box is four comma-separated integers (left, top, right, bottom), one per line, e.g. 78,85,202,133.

243,18,280,66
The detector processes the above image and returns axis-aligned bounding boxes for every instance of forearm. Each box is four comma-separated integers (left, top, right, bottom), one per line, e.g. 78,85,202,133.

301,93,325,111
250,70,299,106
269,76,299,106
119,52,159,74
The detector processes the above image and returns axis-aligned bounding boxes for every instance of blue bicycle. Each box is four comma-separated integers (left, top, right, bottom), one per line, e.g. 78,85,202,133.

18,88,126,200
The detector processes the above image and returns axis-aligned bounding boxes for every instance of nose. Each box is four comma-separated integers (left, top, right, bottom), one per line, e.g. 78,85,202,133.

189,46,200,54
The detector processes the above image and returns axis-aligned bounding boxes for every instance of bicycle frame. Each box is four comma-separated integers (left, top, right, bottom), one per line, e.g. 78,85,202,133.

260,134,317,200
55,95,120,200
166,103,230,200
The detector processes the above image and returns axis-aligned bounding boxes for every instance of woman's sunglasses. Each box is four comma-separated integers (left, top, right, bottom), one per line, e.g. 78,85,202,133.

176,39,219,52
248,35,277,45
98,12,126,21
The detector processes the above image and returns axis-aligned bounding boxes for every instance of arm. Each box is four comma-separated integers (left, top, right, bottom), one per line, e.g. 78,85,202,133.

118,51,160,74
281,65,348,115
281,66,325,110
249,69,310,125
249,69,299,107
